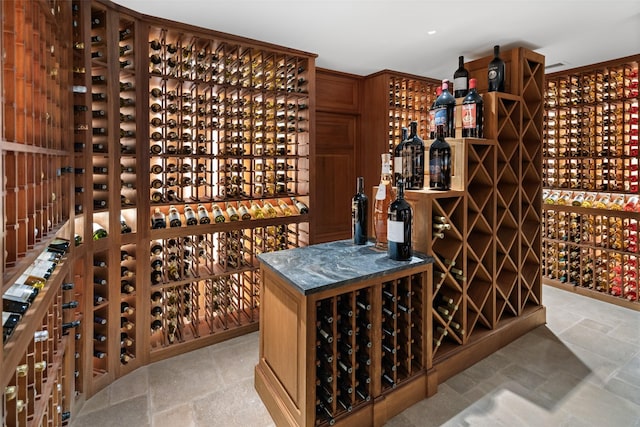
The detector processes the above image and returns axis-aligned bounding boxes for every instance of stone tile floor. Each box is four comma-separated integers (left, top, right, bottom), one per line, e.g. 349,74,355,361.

71,286,640,426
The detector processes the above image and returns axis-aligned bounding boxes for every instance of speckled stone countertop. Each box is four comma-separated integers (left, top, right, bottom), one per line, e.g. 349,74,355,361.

257,239,433,295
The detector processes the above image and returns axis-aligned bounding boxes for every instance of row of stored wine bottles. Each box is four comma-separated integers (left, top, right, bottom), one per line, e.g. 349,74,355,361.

543,240,638,301
313,272,424,426
543,58,640,306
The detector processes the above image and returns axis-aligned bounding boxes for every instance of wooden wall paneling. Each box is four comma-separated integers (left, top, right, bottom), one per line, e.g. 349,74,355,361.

316,68,361,114
314,112,357,243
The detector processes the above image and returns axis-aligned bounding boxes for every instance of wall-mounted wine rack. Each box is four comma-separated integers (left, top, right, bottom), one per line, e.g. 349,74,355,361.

542,55,640,309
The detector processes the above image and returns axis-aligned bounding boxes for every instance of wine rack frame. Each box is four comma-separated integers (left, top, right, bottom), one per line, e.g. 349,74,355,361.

542,55,640,310
2,0,317,422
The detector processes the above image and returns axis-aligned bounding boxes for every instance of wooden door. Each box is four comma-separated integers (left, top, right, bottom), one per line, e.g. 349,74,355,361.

314,112,357,243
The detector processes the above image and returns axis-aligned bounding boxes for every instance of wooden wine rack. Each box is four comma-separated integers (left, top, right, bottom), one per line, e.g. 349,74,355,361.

542,55,640,309
3,0,317,421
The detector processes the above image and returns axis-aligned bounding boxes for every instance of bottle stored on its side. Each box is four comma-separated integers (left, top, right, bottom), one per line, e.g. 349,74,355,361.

406,121,425,190
488,45,506,92
374,154,395,249
92,222,108,240
352,176,368,245
433,79,456,138
461,78,484,138
393,127,410,187
453,55,469,98
429,121,452,191
387,178,413,261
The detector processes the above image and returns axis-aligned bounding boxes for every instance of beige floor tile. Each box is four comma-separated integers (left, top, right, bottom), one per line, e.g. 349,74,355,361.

108,366,149,405
152,402,196,427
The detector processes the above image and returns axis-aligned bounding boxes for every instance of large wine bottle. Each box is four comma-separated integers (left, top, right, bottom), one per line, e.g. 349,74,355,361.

461,78,484,138
433,80,456,138
453,55,469,98
488,45,505,92
406,121,425,190
429,86,442,140
352,177,368,245
387,179,413,261
429,121,452,190
374,154,395,249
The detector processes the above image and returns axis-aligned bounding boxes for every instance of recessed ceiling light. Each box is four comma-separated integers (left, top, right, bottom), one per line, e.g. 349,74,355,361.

427,30,437,35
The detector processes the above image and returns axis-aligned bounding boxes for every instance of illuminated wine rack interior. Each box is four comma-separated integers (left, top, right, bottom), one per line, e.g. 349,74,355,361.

387,76,439,153
2,0,76,426
543,56,640,308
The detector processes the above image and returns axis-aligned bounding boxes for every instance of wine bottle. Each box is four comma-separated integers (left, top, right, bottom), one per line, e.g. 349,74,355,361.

226,203,240,221
429,87,442,140
168,205,182,227
211,204,226,223
197,204,211,224
374,154,395,249
92,223,108,240
120,214,132,234
394,127,410,186
121,302,135,315
291,197,309,214
387,178,413,261
461,78,484,138
434,79,456,138
151,208,167,229
352,176,368,245
406,121,425,190
453,55,469,98
429,118,452,191
488,45,506,92
184,204,198,226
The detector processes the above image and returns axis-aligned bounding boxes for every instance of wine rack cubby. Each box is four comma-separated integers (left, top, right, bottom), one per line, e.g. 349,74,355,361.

542,55,640,310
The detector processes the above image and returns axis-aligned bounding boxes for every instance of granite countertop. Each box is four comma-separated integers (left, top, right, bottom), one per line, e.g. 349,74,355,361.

257,239,433,295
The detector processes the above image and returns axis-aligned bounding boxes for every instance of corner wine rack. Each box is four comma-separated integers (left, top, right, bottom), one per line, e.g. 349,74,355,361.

542,55,640,309
3,0,316,423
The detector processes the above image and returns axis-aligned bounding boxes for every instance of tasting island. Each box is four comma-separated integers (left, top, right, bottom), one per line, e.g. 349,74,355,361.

254,239,435,427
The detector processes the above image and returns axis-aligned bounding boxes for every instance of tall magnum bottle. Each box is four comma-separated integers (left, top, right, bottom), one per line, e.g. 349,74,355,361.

461,78,484,138
433,79,456,138
352,177,368,245
453,55,469,98
406,121,425,190
429,118,452,190
374,154,395,249
488,45,506,92
387,179,413,261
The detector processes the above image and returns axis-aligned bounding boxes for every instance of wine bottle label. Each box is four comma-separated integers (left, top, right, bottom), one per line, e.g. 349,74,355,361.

461,104,477,129
434,107,447,127
387,220,405,243
375,185,386,200
454,77,467,91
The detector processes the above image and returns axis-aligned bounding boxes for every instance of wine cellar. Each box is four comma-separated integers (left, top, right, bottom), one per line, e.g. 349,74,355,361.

2,0,639,426
542,55,640,310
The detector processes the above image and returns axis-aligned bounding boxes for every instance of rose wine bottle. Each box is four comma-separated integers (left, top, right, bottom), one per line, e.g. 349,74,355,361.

374,154,395,249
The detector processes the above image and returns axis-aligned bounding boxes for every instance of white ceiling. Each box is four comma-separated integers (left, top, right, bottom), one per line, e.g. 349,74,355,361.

114,0,640,80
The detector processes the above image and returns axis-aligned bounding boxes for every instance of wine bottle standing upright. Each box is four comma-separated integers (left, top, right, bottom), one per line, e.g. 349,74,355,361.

393,127,409,187
488,45,506,92
429,86,442,140
433,79,456,138
374,154,395,249
453,56,469,98
461,78,484,138
406,121,425,190
429,120,452,191
387,179,413,261
352,177,368,245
